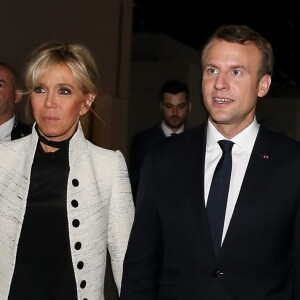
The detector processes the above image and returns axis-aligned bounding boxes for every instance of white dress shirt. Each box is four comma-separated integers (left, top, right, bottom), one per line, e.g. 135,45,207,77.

161,121,184,137
0,116,15,141
205,118,259,243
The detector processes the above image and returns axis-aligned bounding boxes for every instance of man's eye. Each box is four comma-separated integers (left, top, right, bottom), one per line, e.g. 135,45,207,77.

178,104,187,109
34,86,45,93
59,88,71,95
207,67,218,74
232,69,242,76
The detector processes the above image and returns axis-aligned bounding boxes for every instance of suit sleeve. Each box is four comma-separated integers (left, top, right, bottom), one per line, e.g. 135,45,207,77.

293,197,300,299
120,150,162,300
129,134,145,201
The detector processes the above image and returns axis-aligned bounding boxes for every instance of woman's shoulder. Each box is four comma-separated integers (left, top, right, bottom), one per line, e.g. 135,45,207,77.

85,140,126,161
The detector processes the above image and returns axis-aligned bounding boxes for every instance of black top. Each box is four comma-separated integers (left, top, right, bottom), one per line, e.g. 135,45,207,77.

8,141,77,300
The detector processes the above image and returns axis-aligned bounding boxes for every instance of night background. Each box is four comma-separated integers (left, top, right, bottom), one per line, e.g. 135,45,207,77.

133,0,300,89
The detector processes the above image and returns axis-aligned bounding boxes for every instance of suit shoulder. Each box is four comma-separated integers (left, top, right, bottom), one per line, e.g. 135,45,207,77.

259,125,300,153
11,120,32,140
131,125,162,140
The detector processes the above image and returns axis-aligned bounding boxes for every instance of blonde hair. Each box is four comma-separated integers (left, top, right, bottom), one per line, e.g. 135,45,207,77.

25,42,100,95
24,42,105,126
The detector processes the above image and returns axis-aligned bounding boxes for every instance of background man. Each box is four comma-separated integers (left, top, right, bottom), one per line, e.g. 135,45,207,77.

128,79,192,200
0,61,31,141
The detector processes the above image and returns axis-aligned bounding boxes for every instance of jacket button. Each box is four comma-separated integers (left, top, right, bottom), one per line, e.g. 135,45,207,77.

74,242,82,250
80,280,86,288
72,219,80,227
77,261,84,269
71,199,79,207
72,179,79,187
212,270,224,278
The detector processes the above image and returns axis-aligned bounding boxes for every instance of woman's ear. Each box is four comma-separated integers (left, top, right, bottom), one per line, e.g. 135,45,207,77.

85,93,96,108
80,93,96,116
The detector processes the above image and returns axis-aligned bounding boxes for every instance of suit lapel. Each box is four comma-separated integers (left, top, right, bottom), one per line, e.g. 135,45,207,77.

186,124,215,256
219,125,274,260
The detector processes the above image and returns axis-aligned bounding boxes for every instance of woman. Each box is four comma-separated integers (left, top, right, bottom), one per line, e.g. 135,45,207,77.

0,42,134,299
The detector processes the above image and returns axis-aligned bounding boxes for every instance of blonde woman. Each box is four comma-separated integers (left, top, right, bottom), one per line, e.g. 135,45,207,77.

0,42,134,300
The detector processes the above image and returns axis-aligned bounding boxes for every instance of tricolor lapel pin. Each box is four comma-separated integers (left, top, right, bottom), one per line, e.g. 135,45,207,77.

260,153,269,160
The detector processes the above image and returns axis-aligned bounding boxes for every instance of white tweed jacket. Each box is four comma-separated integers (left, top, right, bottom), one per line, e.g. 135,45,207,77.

0,123,135,300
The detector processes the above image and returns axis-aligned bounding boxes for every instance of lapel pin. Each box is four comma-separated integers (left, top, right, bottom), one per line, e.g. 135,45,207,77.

260,153,269,160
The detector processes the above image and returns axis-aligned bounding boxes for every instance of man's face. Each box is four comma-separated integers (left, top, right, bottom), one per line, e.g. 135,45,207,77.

201,39,271,137
160,92,191,130
0,66,21,122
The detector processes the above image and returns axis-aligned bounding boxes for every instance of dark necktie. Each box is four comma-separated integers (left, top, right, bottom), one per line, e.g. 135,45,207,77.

206,140,234,256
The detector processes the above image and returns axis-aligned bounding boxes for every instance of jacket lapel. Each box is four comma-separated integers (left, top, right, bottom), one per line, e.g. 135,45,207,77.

218,125,273,260
186,124,216,256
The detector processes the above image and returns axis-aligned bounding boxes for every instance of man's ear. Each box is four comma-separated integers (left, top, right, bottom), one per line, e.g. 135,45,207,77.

14,89,23,104
258,75,271,97
159,101,163,111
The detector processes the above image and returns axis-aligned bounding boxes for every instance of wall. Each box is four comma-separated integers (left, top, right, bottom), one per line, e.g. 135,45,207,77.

0,0,133,156
257,89,300,141
129,33,207,146
129,33,300,146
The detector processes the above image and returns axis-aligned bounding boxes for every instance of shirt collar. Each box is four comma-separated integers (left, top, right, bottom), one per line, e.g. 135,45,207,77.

206,118,259,152
0,116,15,141
161,121,184,137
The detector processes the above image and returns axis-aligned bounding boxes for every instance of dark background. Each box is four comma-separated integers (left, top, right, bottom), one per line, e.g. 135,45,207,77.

133,0,300,89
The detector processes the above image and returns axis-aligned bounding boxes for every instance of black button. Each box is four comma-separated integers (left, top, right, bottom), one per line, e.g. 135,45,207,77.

75,242,82,250
72,219,80,227
71,200,79,207
80,280,86,288
83,298,87,300
72,179,79,187
77,261,84,269
212,270,224,278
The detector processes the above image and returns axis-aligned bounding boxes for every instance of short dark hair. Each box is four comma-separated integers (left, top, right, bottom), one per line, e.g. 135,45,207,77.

159,79,189,102
201,24,274,78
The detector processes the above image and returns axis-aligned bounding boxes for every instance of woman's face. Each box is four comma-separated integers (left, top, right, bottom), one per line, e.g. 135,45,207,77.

31,63,94,141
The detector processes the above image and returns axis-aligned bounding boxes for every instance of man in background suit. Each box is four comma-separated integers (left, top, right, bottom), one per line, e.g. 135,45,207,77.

120,24,300,299
129,79,192,200
0,61,32,141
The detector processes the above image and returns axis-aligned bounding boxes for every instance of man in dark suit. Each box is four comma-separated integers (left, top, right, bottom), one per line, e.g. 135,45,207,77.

120,24,300,299
0,61,32,141
129,79,192,200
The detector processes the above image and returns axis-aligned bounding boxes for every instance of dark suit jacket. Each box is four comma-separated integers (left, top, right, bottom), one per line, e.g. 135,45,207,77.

121,122,300,300
129,124,168,200
11,119,32,140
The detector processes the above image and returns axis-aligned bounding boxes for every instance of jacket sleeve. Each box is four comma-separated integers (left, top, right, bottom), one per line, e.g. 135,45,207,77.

120,151,162,300
107,150,135,295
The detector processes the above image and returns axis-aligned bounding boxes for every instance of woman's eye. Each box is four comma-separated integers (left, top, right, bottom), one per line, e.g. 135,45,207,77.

34,86,45,93
59,87,71,95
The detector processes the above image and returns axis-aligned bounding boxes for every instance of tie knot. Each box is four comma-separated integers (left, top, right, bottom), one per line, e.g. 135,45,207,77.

218,140,234,153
